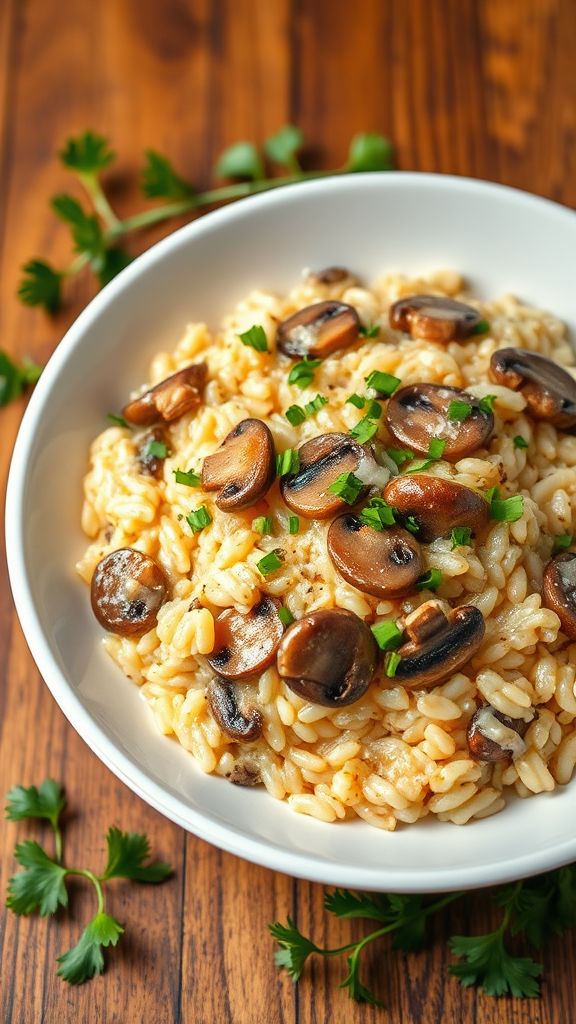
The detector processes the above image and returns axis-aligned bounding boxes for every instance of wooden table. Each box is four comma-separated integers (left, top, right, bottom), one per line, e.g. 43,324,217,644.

1,1,575,1021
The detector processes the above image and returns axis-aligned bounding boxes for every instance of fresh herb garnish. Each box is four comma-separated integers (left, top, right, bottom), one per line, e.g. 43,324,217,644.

0,351,43,407
145,439,168,459
5,779,172,985
364,370,401,397
288,515,300,535
252,516,273,535
346,393,366,409
278,607,294,627
186,505,212,533
18,128,394,314
447,400,472,421
237,324,269,352
285,395,327,424
387,448,415,468
288,358,322,389
349,411,381,444
553,533,573,552
106,413,129,428
478,394,497,414
513,435,529,450
405,437,446,472
276,449,300,477
451,527,472,548
385,651,402,677
359,323,381,338
256,550,284,576
371,620,403,651
487,489,525,524
404,516,420,534
359,497,396,530
472,318,491,335
416,568,443,591
304,393,328,416
173,468,201,487
328,472,364,505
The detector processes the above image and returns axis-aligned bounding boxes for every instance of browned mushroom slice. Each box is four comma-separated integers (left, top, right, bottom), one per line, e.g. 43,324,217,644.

276,301,360,359
202,419,276,511
122,363,207,426
489,348,576,429
91,548,168,636
137,427,167,478
207,595,284,680
227,760,262,785
386,384,494,461
307,266,350,285
389,295,484,343
280,432,369,519
542,552,576,639
383,474,490,542
207,678,263,741
277,609,378,707
467,705,535,763
393,601,485,689
327,515,423,598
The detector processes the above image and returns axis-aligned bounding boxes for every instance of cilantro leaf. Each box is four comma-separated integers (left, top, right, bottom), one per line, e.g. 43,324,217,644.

59,132,115,174
269,917,319,981
51,194,104,258
347,132,394,172
324,889,390,921
141,150,196,201
263,125,303,169
96,248,133,287
5,779,65,829
57,912,123,985
449,931,542,997
215,141,264,181
7,840,68,916
100,826,172,883
0,352,43,407
18,259,62,313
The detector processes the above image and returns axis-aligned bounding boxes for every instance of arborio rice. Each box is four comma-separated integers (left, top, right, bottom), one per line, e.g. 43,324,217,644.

77,267,576,830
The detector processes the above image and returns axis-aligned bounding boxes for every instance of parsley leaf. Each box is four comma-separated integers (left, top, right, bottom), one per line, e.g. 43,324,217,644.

347,132,394,172
358,323,380,339
553,533,573,552
405,436,446,472
100,826,172,883
145,439,168,459
0,352,43,407
417,568,443,591
479,394,497,413
472,318,490,335
107,413,129,428
96,247,133,287
141,150,195,200
365,370,401,396
328,471,364,504
513,435,529,450
288,358,322,389
52,194,104,259
57,913,124,985
237,324,268,352
263,125,303,170
269,917,319,981
359,496,396,530
6,840,68,916
449,931,542,998
6,779,65,829
59,131,115,174
387,447,414,468
349,412,380,443
173,468,201,487
447,399,472,421
451,526,472,548
278,607,294,627
216,141,264,181
18,259,62,312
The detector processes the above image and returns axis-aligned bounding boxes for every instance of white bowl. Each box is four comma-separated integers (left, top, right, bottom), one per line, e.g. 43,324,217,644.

7,173,576,893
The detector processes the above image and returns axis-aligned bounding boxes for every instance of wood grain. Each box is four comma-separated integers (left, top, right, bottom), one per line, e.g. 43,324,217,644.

1,1,575,1022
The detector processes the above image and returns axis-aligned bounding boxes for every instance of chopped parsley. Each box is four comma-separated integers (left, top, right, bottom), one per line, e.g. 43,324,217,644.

304,393,328,416
404,516,421,534
237,324,269,352
359,497,396,530
451,527,472,548
285,404,307,426
447,400,472,422
478,394,497,414
288,358,322,389
371,620,403,651
346,393,366,409
405,437,446,472
186,506,212,533
349,411,381,444
513,435,529,450
364,370,401,397
257,550,284,576
278,607,294,627
553,534,573,552
173,468,201,487
252,516,273,535
288,515,300,535
472,318,490,335
487,489,525,523
276,449,300,477
145,439,168,459
387,448,415,468
416,568,443,591
107,413,129,428
327,471,364,505
385,651,402,678
359,323,381,338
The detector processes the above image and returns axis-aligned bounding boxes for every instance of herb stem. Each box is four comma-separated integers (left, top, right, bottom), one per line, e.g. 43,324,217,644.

67,868,106,915
53,825,63,864
78,171,122,231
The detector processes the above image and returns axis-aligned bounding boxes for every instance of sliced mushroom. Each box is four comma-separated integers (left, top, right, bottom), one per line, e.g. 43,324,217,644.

489,348,576,429
389,295,484,343
202,418,276,511
91,548,168,636
277,609,377,707
122,363,207,426
327,515,423,598
207,678,263,741
307,266,350,285
386,384,494,461
383,474,490,542
227,760,262,786
467,705,534,762
393,601,485,689
207,595,284,680
280,432,369,519
276,301,360,359
542,552,576,639
137,427,167,478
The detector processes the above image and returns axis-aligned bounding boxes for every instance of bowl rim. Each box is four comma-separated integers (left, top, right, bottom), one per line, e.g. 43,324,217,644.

7,171,576,892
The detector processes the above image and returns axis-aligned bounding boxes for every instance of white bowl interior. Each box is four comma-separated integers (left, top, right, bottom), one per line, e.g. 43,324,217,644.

7,174,576,891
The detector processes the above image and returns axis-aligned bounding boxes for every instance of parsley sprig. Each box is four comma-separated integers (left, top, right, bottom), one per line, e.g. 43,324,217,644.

271,867,576,1005
5,779,172,985
18,127,394,317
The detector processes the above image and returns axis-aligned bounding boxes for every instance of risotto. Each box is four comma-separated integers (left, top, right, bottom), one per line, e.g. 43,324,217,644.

77,266,576,830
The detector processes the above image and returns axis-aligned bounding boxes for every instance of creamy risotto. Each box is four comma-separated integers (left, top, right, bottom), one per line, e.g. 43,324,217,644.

77,267,576,830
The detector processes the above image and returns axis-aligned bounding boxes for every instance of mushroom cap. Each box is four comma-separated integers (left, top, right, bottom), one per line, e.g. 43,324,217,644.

542,552,576,639
327,515,423,598
207,595,285,680
394,601,485,689
202,418,276,512
467,705,533,763
277,608,378,707
276,301,360,359
386,383,494,461
389,295,484,342
383,474,490,542
489,348,576,429
90,548,168,636
280,432,369,519
122,363,207,425
207,678,263,741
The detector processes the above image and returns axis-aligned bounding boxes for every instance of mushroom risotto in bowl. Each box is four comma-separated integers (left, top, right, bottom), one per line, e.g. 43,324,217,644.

7,174,576,890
